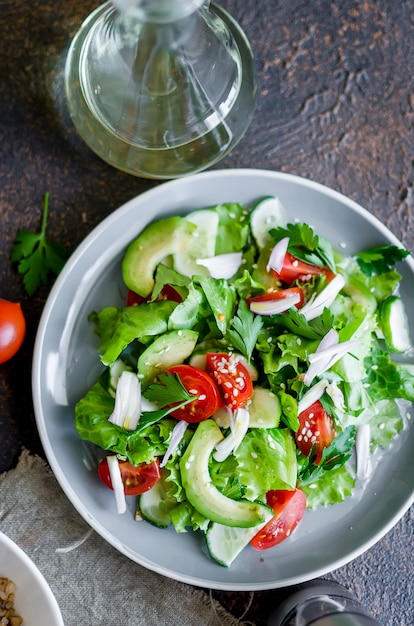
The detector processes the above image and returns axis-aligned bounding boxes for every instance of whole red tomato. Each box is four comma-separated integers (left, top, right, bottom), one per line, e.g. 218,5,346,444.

0,299,26,364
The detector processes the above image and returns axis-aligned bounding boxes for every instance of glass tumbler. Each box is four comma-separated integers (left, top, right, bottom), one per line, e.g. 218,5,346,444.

268,580,384,626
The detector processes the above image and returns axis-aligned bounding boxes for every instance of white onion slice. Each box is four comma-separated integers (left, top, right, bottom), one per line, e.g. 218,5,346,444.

213,408,250,462
303,327,359,386
266,237,290,273
249,293,301,316
107,456,127,514
160,420,189,467
325,380,345,410
195,252,243,279
300,274,345,321
298,379,329,415
308,340,359,364
108,371,142,430
356,424,372,480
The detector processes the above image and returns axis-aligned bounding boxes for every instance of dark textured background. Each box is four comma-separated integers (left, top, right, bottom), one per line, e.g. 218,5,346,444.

0,1,413,624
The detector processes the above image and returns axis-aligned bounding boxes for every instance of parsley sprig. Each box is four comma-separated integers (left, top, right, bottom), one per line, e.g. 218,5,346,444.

10,192,69,296
144,371,198,408
270,222,336,272
298,425,356,485
271,307,334,340
354,245,409,276
226,300,263,362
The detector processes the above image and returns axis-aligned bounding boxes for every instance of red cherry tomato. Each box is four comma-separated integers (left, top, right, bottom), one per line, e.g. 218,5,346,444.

296,400,335,463
98,457,161,496
250,488,306,550
206,352,253,409
275,252,335,284
0,299,26,364
248,287,305,309
167,364,222,423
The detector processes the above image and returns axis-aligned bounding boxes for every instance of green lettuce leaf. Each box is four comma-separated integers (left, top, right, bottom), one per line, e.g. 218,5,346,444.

90,300,177,366
195,276,237,335
233,428,297,501
301,464,355,509
74,381,175,464
212,203,250,254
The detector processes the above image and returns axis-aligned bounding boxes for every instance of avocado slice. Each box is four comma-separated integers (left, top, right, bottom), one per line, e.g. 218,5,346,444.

122,217,196,297
180,420,265,528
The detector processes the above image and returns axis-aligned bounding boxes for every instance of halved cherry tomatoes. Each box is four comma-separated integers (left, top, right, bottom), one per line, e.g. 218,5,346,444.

275,252,335,285
206,352,253,409
248,287,305,309
296,400,335,463
0,299,26,364
251,488,306,550
98,458,161,496
167,364,222,423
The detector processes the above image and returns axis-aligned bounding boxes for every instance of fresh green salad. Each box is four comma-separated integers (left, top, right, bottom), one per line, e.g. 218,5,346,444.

75,196,414,566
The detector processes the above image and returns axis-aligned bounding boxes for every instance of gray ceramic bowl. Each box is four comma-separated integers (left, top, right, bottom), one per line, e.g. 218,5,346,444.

32,169,414,590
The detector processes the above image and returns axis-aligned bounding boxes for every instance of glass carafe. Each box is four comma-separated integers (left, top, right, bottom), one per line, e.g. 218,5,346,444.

65,0,257,179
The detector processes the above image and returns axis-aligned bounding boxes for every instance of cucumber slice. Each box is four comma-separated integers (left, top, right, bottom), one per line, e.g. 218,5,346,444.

250,196,286,249
212,387,281,429
173,209,219,277
248,387,281,428
137,329,198,386
379,295,411,353
206,504,273,567
138,478,175,528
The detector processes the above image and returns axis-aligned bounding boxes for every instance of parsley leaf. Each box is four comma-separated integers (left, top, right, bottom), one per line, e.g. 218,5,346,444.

143,371,197,408
270,223,336,272
298,425,356,485
272,307,334,339
355,245,409,276
10,192,69,296
226,300,263,361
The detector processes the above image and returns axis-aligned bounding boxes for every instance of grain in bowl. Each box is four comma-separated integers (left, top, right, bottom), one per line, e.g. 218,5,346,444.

0,577,23,626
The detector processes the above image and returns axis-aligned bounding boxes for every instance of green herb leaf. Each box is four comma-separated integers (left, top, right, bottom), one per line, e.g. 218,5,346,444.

10,193,69,295
355,245,409,276
298,425,356,485
144,371,197,408
270,223,336,272
273,307,334,339
226,300,263,361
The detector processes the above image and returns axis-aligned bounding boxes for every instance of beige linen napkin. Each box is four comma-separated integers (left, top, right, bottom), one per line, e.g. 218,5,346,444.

0,451,247,626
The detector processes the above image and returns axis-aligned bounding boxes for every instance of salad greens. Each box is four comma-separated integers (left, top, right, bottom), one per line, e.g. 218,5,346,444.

74,197,414,565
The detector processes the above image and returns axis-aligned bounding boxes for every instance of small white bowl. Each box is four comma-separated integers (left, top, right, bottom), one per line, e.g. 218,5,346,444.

0,532,64,626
